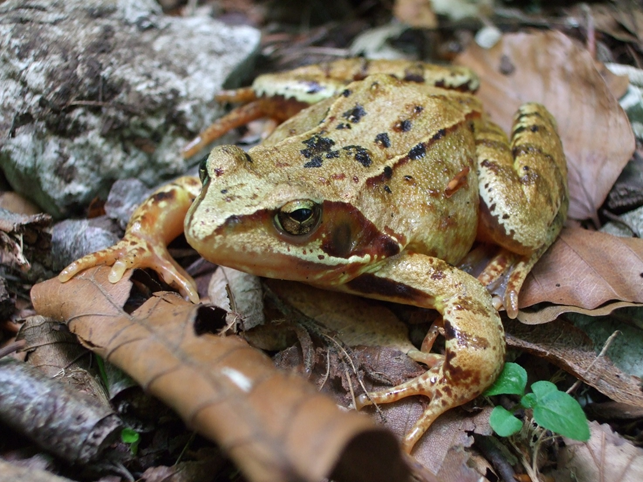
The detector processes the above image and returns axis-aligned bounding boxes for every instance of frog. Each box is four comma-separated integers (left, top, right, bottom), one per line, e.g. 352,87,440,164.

59,59,568,453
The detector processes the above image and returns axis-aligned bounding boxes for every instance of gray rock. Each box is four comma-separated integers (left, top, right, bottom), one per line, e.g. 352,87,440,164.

51,216,122,271
601,204,643,238
0,0,260,218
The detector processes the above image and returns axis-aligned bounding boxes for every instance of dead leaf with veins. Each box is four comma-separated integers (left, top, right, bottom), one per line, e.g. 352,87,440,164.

456,30,635,221
31,267,408,482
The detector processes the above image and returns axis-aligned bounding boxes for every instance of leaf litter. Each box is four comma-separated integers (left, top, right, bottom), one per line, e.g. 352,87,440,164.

31,266,408,482
22,27,643,482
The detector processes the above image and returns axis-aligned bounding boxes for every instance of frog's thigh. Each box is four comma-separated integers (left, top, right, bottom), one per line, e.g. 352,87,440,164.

475,103,567,255
475,103,568,316
345,252,505,452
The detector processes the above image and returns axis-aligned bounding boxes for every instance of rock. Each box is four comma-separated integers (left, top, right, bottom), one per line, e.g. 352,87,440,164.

0,0,260,218
51,217,121,271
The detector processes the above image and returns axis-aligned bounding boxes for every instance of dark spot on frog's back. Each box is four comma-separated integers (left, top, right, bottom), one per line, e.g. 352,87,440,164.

342,104,367,123
393,119,412,132
342,89,351,97
301,134,335,158
343,145,372,167
303,156,323,168
409,143,426,160
374,132,391,148
432,129,446,141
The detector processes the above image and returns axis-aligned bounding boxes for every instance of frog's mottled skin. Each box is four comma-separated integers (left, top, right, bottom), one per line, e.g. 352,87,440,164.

60,60,568,453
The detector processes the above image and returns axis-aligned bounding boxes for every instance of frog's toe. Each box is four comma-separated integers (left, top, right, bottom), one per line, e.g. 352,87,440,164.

142,254,199,303
58,245,125,282
356,366,454,453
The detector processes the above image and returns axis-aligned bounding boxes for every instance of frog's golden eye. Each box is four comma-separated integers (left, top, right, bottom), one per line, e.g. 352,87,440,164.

198,156,209,184
274,200,321,236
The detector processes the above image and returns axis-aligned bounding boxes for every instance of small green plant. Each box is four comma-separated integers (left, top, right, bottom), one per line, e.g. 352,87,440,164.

121,427,141,455
484,362,590,441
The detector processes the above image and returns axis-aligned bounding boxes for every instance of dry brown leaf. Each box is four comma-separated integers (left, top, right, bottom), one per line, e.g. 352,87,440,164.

519,227,643,310
31,268,408,482
393,0,437,28
0,191,41,215
208,267,265,330
456,31,635,221
517,300,641,324
551,421,643,481
505,318,643,407
265,279,417,354
350,344,492,479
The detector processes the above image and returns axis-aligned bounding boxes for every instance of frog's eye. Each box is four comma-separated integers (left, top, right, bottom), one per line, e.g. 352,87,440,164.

198,156,209,184
274,200,321,236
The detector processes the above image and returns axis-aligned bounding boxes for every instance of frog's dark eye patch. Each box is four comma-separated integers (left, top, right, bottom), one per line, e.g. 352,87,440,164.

274,199,321,236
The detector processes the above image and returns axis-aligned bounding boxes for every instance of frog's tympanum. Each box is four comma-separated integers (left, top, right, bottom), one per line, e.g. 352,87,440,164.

60,59,568,453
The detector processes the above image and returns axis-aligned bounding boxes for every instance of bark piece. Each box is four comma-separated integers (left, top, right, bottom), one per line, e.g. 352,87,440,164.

0,357,123,464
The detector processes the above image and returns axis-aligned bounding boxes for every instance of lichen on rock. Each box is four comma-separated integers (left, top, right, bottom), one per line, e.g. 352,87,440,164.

0,0,260,218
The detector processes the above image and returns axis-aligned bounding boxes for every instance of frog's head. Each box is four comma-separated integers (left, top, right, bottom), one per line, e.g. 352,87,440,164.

185,145,402,285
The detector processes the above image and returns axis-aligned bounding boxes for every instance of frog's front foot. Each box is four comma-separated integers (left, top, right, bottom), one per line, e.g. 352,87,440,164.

59,235,199,303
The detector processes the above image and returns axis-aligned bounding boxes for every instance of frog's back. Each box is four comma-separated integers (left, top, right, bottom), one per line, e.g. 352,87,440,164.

251,73,482,263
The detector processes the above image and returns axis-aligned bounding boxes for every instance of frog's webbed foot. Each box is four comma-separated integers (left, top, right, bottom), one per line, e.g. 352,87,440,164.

475,103,568,317
59,236,199,303
343,253,505,453
59,177,201,303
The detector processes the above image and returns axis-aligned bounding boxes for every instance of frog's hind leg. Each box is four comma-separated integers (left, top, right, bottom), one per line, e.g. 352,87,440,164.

343,252,505,453
475,103,568,317
182,100,264,159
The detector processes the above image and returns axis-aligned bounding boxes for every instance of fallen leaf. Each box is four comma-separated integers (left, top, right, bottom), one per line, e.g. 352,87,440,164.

505,318,643,407
519,227,643,310
393,0,437,28
456,31,635,221
517,300,641,324
31,267,408,482
209,266,265,331
265,279,417,354
550,421,643,482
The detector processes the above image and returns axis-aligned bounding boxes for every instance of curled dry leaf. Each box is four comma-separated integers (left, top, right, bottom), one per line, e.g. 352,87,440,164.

519,227,643,311
456,30,635,221
30,268,408,482
517,300,641,325
505,318,643,407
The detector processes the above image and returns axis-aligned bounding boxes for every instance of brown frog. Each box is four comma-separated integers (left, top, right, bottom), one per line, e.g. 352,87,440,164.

60,59,568,452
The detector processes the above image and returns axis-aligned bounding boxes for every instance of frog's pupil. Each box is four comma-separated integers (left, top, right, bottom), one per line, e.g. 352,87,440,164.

290,208,312,222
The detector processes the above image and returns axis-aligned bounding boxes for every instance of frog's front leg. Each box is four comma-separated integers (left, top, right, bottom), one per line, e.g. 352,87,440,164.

59,176,202,302
475,103,568,317
339,252,505,453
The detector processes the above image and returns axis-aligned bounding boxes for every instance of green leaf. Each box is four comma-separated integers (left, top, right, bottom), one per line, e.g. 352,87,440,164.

521,393,537,408
531,380,558,398
489,406,523,437
484,362,527,396
121,427,140,454
531,389,590,441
